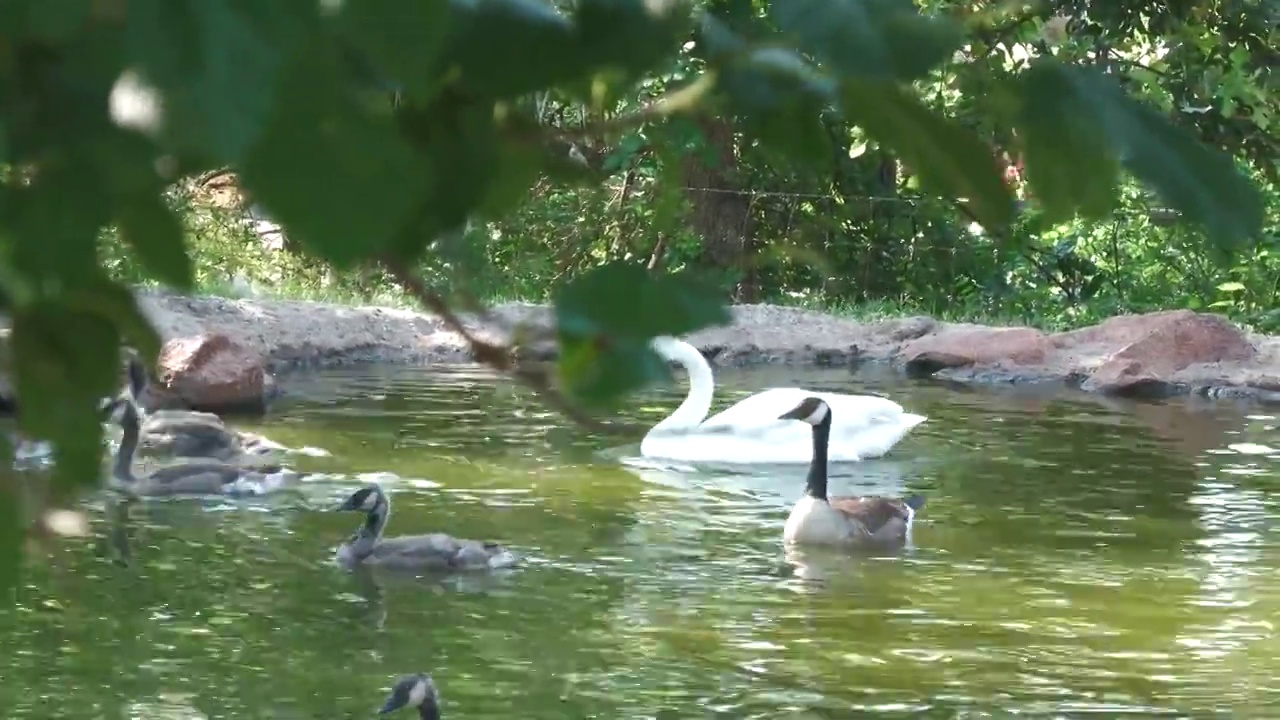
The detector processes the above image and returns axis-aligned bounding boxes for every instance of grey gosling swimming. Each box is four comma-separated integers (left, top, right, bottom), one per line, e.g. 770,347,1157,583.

105,359,297,497
139,409,283,461
778,396,925,550
335,484,519,571
378,674,441,719
119,354,287,462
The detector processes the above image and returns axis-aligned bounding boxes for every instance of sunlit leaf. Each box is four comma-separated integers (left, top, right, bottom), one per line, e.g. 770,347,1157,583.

337,0,450,103
115,193,194,290
62,276,163,365
4,0,94,42
11,305,119,506
771,0,962,83
554,262,730,405
124,0,312,163
239,45,428,268
6,159,110,285
844,81,1015,230
1014,63,1118,221
1015,59,1264,245
391,99,500,260
718,48,837,166
0,439,18,597
442,0,580,99
573,0,691,78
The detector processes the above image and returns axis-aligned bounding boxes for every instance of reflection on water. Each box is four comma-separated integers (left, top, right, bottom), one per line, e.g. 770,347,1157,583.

4,363,1280,716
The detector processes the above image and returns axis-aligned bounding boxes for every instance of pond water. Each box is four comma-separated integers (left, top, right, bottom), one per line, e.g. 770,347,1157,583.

5,363,1280,718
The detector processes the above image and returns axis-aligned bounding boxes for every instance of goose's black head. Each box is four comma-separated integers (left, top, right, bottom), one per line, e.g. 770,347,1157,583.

102,396,139,430
778,397,831,426
336,484,384,513
379,673,441,720
123,351,149,399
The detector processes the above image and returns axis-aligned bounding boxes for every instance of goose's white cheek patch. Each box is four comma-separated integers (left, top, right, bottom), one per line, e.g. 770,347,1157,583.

803,403,830,425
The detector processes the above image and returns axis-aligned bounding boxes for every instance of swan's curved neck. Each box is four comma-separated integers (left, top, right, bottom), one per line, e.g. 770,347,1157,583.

652,340,715,433
805,412,832,501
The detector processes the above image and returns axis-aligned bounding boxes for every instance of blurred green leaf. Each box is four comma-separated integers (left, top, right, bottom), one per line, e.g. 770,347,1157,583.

63,276,163,366
124,0,312,163
556,262,730,339
337,0,450,103
3,0,93,42
5,158,108,285
573,0,690,78
475,133,544,217
391,98,500,260
719,48,836,166
844,82,1015,230
1014,63,1118,221
771,0,962,83
240,46,428,268
443,0,580,99
554,262,729,405
11,304,119,506
0,450,18,598
114,194,194,290
1016,60,1264,245
557,335,669,408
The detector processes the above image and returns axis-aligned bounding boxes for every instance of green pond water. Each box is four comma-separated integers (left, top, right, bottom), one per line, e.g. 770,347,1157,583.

5,364,1280,718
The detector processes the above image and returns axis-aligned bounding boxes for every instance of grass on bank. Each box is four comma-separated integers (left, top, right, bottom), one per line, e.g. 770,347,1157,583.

98,189,1269,335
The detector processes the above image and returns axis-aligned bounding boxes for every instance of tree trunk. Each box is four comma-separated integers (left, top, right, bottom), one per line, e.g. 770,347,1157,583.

681,118,757,301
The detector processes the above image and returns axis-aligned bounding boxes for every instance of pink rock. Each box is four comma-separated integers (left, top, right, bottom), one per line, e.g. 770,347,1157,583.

153,334,273,414
899,326,1055,371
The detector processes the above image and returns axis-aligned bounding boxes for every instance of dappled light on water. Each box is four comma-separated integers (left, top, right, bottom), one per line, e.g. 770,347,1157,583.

5,364,1280,716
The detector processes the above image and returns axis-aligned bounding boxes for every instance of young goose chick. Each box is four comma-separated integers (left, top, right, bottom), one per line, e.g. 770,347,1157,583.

378,673,441,719
335,484,519,572
778,396,925,550
106,396,298,497
118,355,288,463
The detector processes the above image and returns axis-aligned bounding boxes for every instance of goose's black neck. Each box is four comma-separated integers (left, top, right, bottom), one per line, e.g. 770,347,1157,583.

114,402,140,482
804,410,832,501
361,489,389,540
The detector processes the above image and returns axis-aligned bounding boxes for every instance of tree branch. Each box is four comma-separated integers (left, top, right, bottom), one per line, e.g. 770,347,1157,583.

381,259,633,435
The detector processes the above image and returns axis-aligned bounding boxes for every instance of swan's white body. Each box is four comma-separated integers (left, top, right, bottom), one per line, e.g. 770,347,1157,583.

639,337,926,464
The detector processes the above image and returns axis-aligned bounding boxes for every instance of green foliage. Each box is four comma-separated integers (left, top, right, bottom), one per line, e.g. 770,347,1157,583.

1016,59,1265,245
0,0,1271,593
554,262,729,406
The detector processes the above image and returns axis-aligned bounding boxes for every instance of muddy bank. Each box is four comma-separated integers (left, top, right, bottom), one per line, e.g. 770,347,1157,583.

135,290,1280,409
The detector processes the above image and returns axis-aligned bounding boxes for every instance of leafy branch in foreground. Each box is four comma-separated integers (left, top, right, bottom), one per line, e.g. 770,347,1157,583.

0,0,1267,591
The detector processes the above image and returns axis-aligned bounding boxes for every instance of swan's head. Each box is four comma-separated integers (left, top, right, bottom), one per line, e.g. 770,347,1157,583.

649,335,686,361
778,397,830,426
378,673,441,719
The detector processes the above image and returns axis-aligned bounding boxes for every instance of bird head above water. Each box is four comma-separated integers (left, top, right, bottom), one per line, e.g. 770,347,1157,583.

777,396,831,426
378,673,441,719
335,484,385,513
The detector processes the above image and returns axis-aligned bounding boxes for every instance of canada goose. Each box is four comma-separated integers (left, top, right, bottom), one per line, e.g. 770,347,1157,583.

378,673,441,719
334,484,519,572
105,394,298,497
778,396,925,550
642,336,927,464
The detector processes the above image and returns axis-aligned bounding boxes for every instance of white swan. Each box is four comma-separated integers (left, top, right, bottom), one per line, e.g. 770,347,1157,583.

639,336,927,464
